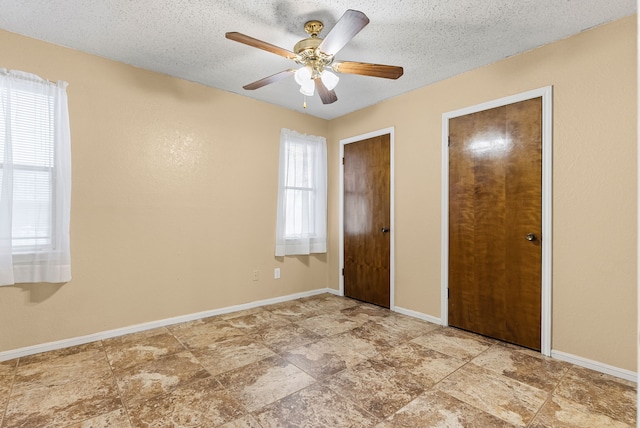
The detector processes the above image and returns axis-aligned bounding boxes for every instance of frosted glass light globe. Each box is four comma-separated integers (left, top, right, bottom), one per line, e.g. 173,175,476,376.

320,70,339,90
294,67,312,85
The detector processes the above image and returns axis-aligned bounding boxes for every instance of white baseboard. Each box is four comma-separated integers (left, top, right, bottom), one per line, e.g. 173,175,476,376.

393,306,636,384
0,287,335,362
5,291,635,385
551,350,637,383
393,305,443,326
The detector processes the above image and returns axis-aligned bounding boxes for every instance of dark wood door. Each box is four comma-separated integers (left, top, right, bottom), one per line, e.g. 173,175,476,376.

448,97,542,350
344,134,391,308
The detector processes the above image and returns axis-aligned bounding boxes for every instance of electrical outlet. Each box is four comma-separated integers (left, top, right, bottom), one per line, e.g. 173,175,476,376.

252,269,259,281
274,268,280,279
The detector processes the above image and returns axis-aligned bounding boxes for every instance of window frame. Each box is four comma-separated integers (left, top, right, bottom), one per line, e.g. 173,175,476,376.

275,128,327,256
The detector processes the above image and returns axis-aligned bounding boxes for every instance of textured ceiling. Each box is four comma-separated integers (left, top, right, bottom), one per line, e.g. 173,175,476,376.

0,1,636,119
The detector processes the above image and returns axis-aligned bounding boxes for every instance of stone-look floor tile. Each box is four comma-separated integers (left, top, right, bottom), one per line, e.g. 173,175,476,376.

114,350,209,405
529,394,633,428
103,327,168,344
13,344,112,392
264,299,325,322
68,408,132,427
2,297,634,428
0,358,17,376
0,359,17,426
435,363,548,427
554,366,637,426
218,414,263,428
377,390,516,428
411,327,494,361
295,313,367,337
362,318,417,343
471,344,570,392
331,327,396,358
283,335,369,378
217,355,316,412
372,313,440,342
323,359,424,419
255,383,379,428
373,342,466,388
305,293,360,312
250,323,323,354
103,328,186,372
341,321,414,357
127,377,244,428
168,319,246,350
217,306,266,321
17,342,104,366
3,370,121,428
225,310,291,332
194,335,276,376
340,302,391,322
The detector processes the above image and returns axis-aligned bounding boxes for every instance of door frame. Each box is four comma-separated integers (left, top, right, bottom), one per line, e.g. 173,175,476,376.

339,127,395,309
441,87,553,356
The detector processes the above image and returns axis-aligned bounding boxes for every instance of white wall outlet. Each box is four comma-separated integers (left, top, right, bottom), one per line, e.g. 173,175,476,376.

252,269,259,281
274,268,281,279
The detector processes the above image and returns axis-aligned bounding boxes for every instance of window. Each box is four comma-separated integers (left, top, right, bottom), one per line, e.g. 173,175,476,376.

0,69,72,286
275,128,327,256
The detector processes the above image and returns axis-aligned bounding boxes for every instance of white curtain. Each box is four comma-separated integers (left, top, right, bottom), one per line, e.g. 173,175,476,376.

0,69,72,286
275,128,327,256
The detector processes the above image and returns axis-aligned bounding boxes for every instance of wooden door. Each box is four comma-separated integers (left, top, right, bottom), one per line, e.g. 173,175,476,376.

344,134,391,308
448,97,542,350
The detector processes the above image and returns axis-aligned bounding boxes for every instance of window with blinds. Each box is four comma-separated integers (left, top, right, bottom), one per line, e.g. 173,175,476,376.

283,140,317,239
0,87,56,253
275,128,327,257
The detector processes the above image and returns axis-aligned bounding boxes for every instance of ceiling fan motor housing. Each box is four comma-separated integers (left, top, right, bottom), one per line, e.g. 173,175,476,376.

294,22,333,77
294,36,322,56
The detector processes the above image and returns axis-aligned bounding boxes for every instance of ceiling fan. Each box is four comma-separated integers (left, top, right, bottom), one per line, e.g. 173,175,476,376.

225,9,403,105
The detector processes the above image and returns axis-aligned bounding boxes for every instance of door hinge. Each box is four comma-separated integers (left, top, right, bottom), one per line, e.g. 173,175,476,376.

342,157,344,165
447,288,450,298
342,268,345,276
448,136,451,147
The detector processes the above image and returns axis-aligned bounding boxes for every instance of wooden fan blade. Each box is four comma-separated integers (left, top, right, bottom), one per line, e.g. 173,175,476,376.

333,61,404,79
318,10,369,56
243,69,296,90
226,32,297,60
315,78,338,104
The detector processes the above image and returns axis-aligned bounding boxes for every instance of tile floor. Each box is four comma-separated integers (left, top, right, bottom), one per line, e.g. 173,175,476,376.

0,293,636,427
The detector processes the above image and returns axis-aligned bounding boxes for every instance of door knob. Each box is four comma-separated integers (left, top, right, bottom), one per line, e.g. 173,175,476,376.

381,227,390,234
526,233,537,242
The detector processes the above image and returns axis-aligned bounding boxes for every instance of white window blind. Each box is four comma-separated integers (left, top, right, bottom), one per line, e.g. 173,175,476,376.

0,69,72,286
0,85,55,251
275,128,327,256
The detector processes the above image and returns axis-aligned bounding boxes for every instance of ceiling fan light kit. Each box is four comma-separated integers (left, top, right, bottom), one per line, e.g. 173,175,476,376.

320,70,339,90
294,66,313,95
225,9,403,106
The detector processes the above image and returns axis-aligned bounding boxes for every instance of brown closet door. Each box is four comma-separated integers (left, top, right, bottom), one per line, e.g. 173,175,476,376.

344,134,391,308
449,97,542,350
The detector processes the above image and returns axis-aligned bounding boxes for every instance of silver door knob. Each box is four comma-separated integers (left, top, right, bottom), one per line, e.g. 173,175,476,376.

381,227,390,234
526,233,537,241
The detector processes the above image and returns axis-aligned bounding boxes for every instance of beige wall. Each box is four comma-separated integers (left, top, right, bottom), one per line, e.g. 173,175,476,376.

328,15,637,372
0,29,329,351
0,15,636,373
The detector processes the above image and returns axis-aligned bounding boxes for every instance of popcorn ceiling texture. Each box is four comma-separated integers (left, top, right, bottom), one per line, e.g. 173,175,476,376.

0,0,635,119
